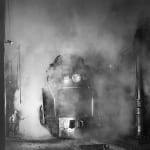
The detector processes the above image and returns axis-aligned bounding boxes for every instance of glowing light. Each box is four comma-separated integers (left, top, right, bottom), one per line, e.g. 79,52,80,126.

109,64,113,69
59,117,75,137
63,75,71,84
72,74,81,83
14,78,51,139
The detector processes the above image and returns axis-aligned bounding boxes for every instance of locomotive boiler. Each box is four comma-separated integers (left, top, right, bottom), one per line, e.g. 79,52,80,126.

40,54,97,138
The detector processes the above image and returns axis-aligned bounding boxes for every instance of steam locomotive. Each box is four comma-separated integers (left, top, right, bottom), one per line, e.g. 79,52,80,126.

40,54,98,138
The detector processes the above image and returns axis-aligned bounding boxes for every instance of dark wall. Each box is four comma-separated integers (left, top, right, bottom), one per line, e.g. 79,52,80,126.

0,0,5,149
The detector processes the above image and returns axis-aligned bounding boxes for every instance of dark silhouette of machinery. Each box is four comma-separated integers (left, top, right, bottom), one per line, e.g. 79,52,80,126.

40,54,96,138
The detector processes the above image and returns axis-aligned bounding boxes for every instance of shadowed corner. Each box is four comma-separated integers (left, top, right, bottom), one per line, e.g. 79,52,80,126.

0,0,5,150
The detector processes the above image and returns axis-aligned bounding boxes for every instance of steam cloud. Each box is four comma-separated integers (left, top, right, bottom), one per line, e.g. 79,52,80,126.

5,0,150,140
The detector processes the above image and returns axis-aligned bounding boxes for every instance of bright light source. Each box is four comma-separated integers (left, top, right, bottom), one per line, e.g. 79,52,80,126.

63,75,71,84
72,74,81,83
59,117,75,137
108,64,113,69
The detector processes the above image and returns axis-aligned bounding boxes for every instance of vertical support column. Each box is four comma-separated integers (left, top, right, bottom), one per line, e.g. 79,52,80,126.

0,0,5,149
136,56,144,138
18,45,21,104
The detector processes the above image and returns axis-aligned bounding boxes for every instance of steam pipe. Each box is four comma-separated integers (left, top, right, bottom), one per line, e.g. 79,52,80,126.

136,56,144,138
91,89,94,117
91,96,94,117
18,45,21,104
4,76,7,137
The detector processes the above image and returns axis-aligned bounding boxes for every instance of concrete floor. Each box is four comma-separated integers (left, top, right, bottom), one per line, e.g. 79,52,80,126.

5,137,150,150
5,137,128,150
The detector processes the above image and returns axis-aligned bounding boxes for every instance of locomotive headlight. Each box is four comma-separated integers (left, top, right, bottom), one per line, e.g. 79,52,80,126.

63,75,71,84
72,74,81,83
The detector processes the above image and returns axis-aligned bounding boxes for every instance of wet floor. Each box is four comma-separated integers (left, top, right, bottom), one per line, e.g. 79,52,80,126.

5,137,150,150
5,137,127,150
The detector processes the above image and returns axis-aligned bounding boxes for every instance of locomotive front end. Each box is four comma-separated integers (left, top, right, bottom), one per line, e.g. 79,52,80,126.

40,54,95,138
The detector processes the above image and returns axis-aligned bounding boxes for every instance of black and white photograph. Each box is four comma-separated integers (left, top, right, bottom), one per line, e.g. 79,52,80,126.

1,0,150,149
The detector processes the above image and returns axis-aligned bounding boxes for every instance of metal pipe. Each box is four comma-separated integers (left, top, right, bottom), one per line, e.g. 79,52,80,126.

18,45,21,104
4,80,7,137
136,56,144,138
91,96,94,117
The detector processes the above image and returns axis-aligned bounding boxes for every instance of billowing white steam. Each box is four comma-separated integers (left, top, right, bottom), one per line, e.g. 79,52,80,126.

14,47,51,138
6,0,150,140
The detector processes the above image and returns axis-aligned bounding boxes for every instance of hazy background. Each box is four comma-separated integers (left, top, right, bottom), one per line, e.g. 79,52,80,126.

4,0,150,140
